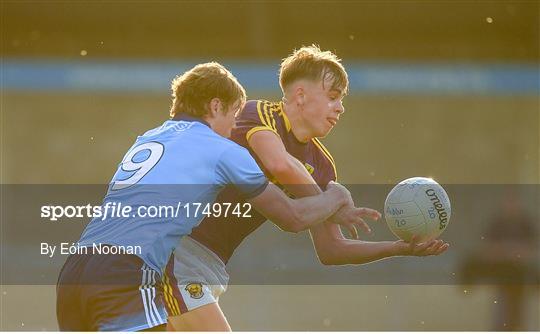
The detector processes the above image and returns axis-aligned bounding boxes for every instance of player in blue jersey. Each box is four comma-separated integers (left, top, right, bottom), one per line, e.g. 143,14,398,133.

55,62,366,331
165,46,450,331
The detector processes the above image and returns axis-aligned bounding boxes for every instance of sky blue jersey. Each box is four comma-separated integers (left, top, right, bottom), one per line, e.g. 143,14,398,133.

78,115,268,274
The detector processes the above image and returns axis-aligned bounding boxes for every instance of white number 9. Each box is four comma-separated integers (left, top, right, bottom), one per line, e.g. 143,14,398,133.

111,141,164,191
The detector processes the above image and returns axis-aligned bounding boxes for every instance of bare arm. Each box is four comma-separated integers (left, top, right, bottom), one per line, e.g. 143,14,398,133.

248,131,371,234
249,130,449,265
247,182,348,233
310,225,448,265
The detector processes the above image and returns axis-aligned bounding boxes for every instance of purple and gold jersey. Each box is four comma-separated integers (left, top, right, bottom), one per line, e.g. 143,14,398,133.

190,100,337,263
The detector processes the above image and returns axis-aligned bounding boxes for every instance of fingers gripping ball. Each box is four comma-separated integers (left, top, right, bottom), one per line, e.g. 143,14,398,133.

384,177,451,242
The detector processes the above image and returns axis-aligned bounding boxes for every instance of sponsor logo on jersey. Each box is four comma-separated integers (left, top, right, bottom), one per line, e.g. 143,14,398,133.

304,163,315,174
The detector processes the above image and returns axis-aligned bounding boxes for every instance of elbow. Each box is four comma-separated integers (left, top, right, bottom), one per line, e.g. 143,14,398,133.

318,252,343,266
316,247,339,266
318,255,336,266
282,225,302,234
316,243,349,266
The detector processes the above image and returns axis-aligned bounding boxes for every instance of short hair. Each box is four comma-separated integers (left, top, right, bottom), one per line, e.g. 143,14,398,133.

170,62,246,118
279,45,349,95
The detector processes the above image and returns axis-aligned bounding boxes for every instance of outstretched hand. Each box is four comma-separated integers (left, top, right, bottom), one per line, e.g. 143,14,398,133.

395,235,449,256
325,182,382,239
335,206,382,239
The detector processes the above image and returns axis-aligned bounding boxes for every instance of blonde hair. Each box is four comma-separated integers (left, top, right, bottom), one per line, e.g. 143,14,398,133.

279,45,348,95
170,62,246,118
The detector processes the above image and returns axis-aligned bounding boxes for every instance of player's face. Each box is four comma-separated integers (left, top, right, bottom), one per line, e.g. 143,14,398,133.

213,99,243,138
300,78,345,138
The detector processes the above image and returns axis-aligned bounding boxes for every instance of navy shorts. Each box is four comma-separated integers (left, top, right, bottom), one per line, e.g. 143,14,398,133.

56,252,168,331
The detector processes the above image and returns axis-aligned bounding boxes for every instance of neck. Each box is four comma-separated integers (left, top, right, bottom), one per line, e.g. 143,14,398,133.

282,100,313,143
173,112,210,127
202,115,216,129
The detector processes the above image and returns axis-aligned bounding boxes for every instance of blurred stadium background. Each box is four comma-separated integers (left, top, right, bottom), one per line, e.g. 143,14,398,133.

1,1,538,331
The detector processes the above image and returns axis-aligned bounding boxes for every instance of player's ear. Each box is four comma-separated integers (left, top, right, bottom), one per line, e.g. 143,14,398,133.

208,98,221,117
294,87,305,107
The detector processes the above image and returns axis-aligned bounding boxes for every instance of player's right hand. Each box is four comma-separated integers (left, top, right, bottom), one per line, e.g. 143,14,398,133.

395,235,450,256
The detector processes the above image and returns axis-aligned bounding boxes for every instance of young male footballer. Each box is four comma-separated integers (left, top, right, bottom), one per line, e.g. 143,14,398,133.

55,62,366,331
165,46,450,331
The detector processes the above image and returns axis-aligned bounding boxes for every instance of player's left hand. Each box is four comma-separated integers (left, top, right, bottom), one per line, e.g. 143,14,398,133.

329,203,382,239
395,235,449,256
324,182,381,239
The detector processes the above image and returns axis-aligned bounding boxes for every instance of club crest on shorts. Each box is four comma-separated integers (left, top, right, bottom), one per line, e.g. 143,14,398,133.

185,282,204,299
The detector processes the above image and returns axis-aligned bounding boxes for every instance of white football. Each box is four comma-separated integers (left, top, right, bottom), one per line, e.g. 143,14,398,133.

384,177,451,242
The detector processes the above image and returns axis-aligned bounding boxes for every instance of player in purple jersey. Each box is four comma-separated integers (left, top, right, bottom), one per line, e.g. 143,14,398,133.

164,46,449,331
56,62,367,331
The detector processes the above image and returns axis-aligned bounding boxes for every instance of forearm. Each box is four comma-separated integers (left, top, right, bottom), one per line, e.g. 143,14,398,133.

273,159,342,231
264,154,339,230
248,131,349,231
272,159,351,228
320,236,450,264
249,183,346,233
322,239,399,265
271,157,323,195
285,189,345,232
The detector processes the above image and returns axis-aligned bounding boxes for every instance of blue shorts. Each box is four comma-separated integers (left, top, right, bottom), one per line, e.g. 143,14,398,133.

56,252,168,331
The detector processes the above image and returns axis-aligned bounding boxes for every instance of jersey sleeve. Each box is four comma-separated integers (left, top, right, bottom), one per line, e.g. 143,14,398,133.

215,144,269,199
232,100,279,148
